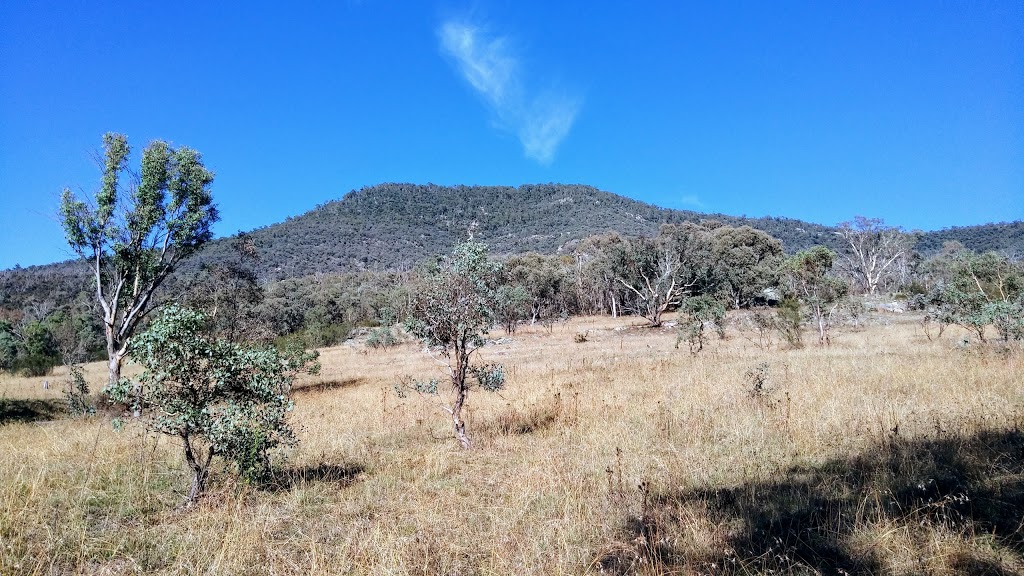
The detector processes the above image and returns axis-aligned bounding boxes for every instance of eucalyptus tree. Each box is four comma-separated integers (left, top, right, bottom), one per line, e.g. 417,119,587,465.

60,133,219,393
107,305,319,503
504,252,569,323
401,241,506,448
929,250,1024,342
710,226,784,308
835,216,909,295
610,223,717,327
571,233,630,317
610,236,686,326
782,246,848,345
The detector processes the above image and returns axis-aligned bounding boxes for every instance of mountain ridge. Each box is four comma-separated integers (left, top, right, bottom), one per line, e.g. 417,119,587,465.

193,182,840,280
5,183,1023,281
191,183,1022,280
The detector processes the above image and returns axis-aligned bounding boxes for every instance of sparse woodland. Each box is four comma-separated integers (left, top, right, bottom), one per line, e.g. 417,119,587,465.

1,171,1023,574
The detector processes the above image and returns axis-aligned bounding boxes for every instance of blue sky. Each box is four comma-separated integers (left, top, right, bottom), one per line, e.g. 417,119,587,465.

1,1,1021,269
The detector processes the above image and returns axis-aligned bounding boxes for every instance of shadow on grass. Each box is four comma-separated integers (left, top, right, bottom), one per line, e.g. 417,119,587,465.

596,429,1024,575
486,403,563,437
264,462,365,492
0,398,65,424
292,377,366,395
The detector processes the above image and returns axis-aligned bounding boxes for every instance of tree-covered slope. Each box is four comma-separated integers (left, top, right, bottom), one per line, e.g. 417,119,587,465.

912,221,1024,256
194,183,840,280
4,183,1022,297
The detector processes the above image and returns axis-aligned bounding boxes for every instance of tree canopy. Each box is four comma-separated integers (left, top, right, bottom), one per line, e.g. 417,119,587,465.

60,133,219,390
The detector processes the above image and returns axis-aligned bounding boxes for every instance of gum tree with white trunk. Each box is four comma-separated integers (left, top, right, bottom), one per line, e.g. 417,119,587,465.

60,133,219,401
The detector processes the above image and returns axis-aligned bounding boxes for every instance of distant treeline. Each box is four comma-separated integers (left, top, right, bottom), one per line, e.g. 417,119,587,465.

4,209,1022,377
6,183,1023,283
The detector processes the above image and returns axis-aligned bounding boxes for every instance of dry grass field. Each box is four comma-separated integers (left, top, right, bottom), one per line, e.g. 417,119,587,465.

1,313,1022,575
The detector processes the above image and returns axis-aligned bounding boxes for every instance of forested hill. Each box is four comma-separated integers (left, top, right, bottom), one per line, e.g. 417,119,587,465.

911,221,1024,256
5,183,1023,288
193,183,839,280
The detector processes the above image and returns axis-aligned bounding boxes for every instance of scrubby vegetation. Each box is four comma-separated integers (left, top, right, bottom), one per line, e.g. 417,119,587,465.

2,313,1022,574
1,156,1022,574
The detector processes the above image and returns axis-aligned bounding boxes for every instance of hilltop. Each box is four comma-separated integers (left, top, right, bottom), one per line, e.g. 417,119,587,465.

4,183,1023,289
187,183,1022,281
194,183,842,280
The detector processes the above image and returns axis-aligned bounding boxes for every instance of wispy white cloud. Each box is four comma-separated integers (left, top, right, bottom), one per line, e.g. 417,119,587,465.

676,194,706,209
438,21,580,164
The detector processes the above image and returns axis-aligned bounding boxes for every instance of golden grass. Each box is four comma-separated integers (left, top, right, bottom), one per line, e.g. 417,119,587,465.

1,313,1022,575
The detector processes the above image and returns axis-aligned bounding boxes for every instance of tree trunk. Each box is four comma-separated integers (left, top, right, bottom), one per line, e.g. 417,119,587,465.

105,338,137,414
815,305,827,345
451,394,470,449
450,344,472,449
107,354,122,389
188,467,209,503
182,434,213,504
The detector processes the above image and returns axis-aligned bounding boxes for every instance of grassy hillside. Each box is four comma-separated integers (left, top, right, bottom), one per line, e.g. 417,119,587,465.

2,313,1022,574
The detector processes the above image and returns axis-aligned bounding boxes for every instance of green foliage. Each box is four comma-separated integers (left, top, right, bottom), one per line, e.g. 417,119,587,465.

470,363,506,392
710,226,784,308
107,305,319,502
393,376,440,398
0,322,17,372
493,284,531,334
366,326,398,350
60,132,220,389
15,320,60,377
776,298,804,348
926,251,1024,342
675,295,727,354
402,241,505,448
255,270,409,344
63,365,95,417
608,229,710,327
913,221,1024,256
404,241,501,352
782,246,848,345
609,222,755,326
987,301,1024,342
302,304,352,347
504,252,571,322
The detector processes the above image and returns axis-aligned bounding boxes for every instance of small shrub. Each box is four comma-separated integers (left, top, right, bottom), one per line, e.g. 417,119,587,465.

776,298,804,348
16,353,60,377
471,363,506,392
574,331,589,343
744,361,772,399
366,326,398,350
988,301,1024,343
108,305,319,503
63,364,95,417
741,309,776,350
393,376,440,398
675,296,726,354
